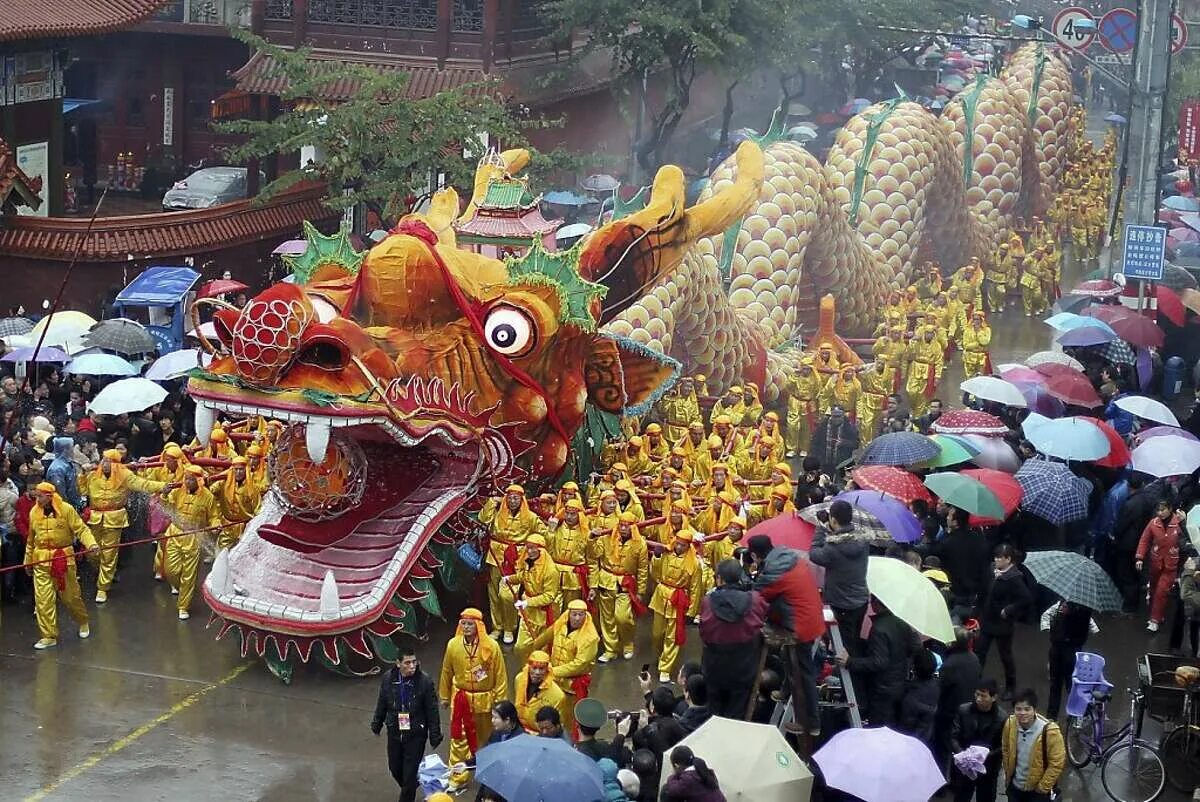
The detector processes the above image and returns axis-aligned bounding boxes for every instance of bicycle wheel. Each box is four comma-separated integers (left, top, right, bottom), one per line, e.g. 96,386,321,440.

1101,740,1166,802
1160,725,1200,793
1068,711,1097,768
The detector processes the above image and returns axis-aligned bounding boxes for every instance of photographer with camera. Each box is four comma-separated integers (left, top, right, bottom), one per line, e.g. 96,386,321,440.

699,558,767,719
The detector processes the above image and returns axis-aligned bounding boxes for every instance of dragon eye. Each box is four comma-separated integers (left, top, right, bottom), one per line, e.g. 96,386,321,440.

483,305,536,357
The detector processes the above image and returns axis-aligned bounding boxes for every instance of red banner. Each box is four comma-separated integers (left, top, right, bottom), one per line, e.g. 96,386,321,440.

1180,99,1200,166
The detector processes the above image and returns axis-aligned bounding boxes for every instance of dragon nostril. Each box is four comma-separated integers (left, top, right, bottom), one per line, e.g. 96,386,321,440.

297,340,349,371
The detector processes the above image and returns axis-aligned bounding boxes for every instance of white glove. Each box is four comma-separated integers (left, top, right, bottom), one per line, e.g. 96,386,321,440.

514,600,528,610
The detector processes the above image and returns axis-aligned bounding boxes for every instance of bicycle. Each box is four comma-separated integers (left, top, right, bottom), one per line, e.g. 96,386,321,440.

1067,687,1166,802
1152,668,1200,793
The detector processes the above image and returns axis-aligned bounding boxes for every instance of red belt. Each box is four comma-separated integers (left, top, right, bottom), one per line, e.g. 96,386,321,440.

564,562,591,602
450,689,478,754
661,581,692,646
49,547,69,591
616,573,648,616
487,536,519,576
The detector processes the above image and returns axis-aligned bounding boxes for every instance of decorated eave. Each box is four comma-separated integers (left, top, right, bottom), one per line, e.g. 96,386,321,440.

0,0,168,41
454,176,562,246
0,138,44,215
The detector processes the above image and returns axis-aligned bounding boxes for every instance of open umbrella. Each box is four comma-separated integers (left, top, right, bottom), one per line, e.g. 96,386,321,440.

0,346,69,363
959,468,1023,526
864,557,955,644
815,725,944,802
860,431,941,466
662,717,814,801
745,512,815,551
1058,325,1116,347
850,465,933,503
1069,279,1123,298
197,279,249,300
1136,425,1199,444
1015,460,1091,524
1108,314,1165,348
1104,112,1127,124
923,473,1006,519
1021,414,1110,460
1026,350,1084,370
799,501,892,547
1010,379,1066,418
85,318,156,355
1044,312,1111,332
840,97,872,114
960,376,1027,407
272,239,307,256
927,433,982,467
1180,288,1200,316
1080,417,1131,468
930,409,1008,436
1164,195,1200,212
1099,339,1137,366
1158,286,1187,326
145,349,212,381
580,174,620,193
64,353,137,376
1024,550,1123,612
476,734,604,802
0,316,34,337
1043,372,1102,407
833,490,923,543
1130,435,1200,477
996,364,1045,385
1113,395,1180,427
962,434,1022,473
30,311,96,345
88,377,168,415
1032,361,1083,379
542,190,595,206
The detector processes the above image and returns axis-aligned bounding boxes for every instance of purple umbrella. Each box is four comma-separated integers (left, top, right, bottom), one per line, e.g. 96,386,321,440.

1,346,69,363
814,726,945,802
833,489,923,543
1011,379,1066,418
271,239,307,256
1058,325,1117,347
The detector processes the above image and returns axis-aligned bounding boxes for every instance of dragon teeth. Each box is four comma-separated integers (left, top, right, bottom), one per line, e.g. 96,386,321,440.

306,419,331,464
195,403,215,446
319,570,340,618
210,548,231,595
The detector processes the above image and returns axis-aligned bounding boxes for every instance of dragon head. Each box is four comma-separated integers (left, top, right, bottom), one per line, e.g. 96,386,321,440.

192,143,762,668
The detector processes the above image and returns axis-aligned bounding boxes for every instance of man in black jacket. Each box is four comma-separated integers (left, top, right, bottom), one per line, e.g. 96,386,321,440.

935,627,983,766
810,500,870,655
1044,601,1095,719
949,678,1006,802
370,649,443,802
976,545,1032,700
933,507,992,620
1113,475,1161,611
836,598,916,726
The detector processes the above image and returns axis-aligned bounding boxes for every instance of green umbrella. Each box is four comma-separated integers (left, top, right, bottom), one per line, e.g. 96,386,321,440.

923,472,1006,519
926,434,982,468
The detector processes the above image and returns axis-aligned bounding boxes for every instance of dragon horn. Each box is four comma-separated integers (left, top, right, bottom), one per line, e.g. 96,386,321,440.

683,141,764,240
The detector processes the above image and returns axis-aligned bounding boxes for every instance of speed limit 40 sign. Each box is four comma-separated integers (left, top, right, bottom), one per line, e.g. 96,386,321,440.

1052,6,1097,50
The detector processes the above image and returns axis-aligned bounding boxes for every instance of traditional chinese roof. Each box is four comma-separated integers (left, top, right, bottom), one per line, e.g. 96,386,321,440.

455,177,561,243
0,139,44,215
0,0,167,41
0,184,335,262
481,176,539,211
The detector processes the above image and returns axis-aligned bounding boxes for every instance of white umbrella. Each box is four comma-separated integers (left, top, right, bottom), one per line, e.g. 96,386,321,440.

960,376,1028,408
1130,435,1200,478
88,377,168,415
1025,350,1084,370
1114,395,1180,427
660,717,813,802
145,349,212,381
961,434,1021,473
187,321,219,341
64,353,137,377
866,555,955,643
30,311,97,345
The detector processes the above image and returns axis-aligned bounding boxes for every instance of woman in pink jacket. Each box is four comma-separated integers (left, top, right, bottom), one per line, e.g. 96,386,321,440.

1136,500,1185,632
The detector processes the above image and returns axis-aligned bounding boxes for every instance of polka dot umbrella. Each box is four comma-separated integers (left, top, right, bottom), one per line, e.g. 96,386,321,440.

849,465,934,504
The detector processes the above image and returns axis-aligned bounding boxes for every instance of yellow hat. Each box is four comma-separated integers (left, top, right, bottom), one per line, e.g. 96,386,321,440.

427,794,454,802
615,479,636,494
645,423,662,434
103,448,122,461
565,498,584,511
712,462,728,471
707,435,723,447
671,446,687,457
185,465,205,476
729,386,742,394
729,516,748,529
688,421,705,431
526,533,547,548
611,462,628,472
562,481,579,491
774,462,792,476
714,414,732,425
210,428,228,443
505,484,525,495
628,436,643,447
771,487,791,500
528,650,551,666
674,530,694,543
764,411,779,422
460,607,484,622
231,456,248,465
567,599,588,612
618,511,638,524
164,444,184,458
671,500,691,513
36,481,56,494
923,568,951,585
246,444,263,457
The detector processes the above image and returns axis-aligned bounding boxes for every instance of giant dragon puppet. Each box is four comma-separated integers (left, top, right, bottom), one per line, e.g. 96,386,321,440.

192,42,1073,676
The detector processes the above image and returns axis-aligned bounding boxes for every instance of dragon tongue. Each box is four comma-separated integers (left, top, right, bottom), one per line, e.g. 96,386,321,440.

305,419,331,464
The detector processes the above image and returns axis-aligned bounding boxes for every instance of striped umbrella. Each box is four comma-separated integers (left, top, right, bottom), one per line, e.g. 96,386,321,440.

1014,460,1091,524
1023,550,1123,612
86,318,156,356
1100,339,1137,365
850,465,934,504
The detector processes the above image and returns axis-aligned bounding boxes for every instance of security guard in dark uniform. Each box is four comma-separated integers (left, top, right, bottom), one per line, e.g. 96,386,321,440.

371,648,443,802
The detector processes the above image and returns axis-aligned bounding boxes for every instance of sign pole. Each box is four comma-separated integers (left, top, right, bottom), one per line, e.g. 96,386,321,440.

1137,279,1146,312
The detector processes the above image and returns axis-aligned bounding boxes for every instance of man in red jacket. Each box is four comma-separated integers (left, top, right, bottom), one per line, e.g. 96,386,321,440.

699,559,768,719
747,534,826,736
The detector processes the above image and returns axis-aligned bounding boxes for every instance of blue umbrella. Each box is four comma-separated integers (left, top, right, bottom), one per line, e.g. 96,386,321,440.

1,346,69,363
476,734,605,802
1164,195,1200,212
1044,313,1116,334
1104,112,1127,125
1014,459,1091,524
861,431,941,466
543,190,596,207
833,489,923,543
64,352,137,376
1057,325,1116,347
1021,414,1111,460
1052,295,1093,314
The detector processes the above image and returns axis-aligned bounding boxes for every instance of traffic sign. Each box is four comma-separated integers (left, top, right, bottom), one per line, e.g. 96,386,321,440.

1122,225,1167,281
1173,12,1189,54
1100,7,1138,53
1052,7,1097,50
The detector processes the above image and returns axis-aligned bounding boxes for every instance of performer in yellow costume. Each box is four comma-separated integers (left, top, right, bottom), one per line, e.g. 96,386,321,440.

674,421,707,458
659,376,702,442
594,511,648,662
986,243,1010,313
25,482,97,649
439,608,507,791
705,515,743,573
146,443,187,580
478,484,543,644
513,650,568,734
163,465,221,619
549,499,592,607
734,438,778,526
505,533,560,663
905,325,945,417
212,456,262,552
876,290,907,335
590,490,621,538
711,415,744,460
531,599,599,734
821,365,862,419
622,436,653,478
553,481,582,518
84,449,166,603
642,423,669,464
814,343,841,376
764,487,797,519
961,310,993,379
244,443,269,494
857,361,893,446
710,386,745,426
740,383,764,428
785,358,822,457
916,262,943,302
691,435,723,484
1021,247,1047,316
665,447,694,485
649,530,701,682
614,479,645,519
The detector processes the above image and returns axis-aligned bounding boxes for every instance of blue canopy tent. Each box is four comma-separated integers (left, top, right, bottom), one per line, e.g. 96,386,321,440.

115,266,201,354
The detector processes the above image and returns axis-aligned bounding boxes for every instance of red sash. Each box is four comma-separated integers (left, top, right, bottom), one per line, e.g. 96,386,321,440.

501,542,518,576
572,563,591,602
618,574,648,616
451,689,478,753
570,673,592,699
50,547,69,591
664,583,692,645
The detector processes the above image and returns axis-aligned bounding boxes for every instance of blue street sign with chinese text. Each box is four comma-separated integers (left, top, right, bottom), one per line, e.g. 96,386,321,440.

1122,224,1166,281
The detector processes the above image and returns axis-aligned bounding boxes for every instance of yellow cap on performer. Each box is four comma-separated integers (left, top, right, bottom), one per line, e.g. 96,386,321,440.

526,533,547,548
165,444,184,458
714,414,732,425
460,607,484,622
505,484,524,495
528,650,551,666
565,498,584,511
674,530,694,543
246,444,263,456
185,465,204,476
232,456,247,465
211,428,228,443
103,448,122,461
567,599,588,612
618,511,638,524
36,481,56,494
645,423,662,434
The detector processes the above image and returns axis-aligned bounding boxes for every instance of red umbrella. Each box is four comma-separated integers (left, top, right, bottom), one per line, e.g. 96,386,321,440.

850,465,934,504
1077,416,1131,468
930,409,1009,436
1044,372,1102,407
815,112,845,125
998,365,1045,385
744,512,815,551
1032,362,1085,379
1108,314,1164,348
1069,279,1123,298
198,279,249,299
1082,304,1131,325
960,468,1023,526
1157,286,1187,326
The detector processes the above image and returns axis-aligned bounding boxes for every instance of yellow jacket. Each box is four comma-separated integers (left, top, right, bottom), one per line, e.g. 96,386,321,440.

1002,716,1065,794
479,497,544,568
703,533,737,571
213,476,262,524
25,501,94,563
84,470,165,528
533,612,600,682
659,393,702,436
649,550,700,618
165,485,222,533
438,635,508,713
513,669,568,733
549,521,592,589
962,323,992,354
595,532,649,594
510,550,561,628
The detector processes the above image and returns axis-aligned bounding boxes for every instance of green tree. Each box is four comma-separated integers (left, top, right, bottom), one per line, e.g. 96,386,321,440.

216,31,572,218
